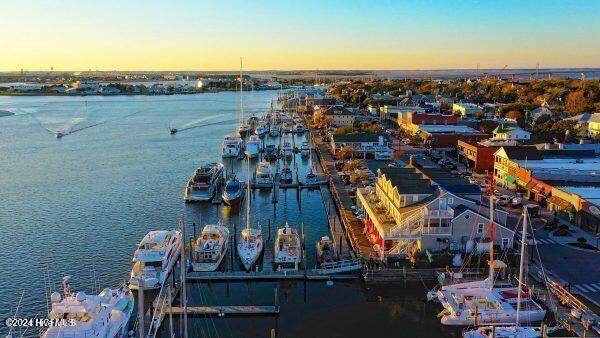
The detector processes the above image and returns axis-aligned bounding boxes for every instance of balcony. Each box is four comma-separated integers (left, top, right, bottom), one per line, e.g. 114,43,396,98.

422,226,452,235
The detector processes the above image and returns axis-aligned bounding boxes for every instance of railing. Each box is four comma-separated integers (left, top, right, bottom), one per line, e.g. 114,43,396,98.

422,226,452,235
388,208,424,239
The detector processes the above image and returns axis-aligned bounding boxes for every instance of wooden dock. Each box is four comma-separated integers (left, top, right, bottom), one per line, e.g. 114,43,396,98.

166,305,279,316
186,269,359,281
262,238,274,272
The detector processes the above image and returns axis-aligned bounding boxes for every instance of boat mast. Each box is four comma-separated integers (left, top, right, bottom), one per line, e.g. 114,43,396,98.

246,156,251,234
488,173,495,285
516,208,529,325
240,58,244,126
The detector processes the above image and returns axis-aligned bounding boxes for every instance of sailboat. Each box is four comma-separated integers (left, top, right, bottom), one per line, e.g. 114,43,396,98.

463,209,554,338
237,59,250,137
237,157,264,271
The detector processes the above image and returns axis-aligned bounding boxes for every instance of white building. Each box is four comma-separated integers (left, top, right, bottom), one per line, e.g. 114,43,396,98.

492,125,530,141
452,103,483,117
530,104,552,121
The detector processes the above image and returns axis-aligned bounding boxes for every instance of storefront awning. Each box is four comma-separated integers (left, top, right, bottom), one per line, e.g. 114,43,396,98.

525,181,537,190
546,195,575,212
516,179,528,187
531,183,548,195
505,176,516,184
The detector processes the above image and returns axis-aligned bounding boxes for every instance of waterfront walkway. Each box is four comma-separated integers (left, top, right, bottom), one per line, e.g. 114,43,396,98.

311,134,375,259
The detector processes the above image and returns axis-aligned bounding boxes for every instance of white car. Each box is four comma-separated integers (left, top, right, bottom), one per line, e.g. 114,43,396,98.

496,195,512,206
515,231,537,246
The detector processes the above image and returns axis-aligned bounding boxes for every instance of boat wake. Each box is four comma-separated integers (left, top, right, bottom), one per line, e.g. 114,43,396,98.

172,118,238,134
177,115,221,130
33,110,142,138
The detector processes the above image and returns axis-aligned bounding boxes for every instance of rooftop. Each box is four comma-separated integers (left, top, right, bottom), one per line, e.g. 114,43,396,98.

558,186,600,201
417,124,483,134
332,132,382,143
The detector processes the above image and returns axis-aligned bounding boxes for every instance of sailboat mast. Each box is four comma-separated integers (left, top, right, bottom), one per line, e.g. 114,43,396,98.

246,156,251,231
516,208,528,325
240,58,244,124
488,173,495,283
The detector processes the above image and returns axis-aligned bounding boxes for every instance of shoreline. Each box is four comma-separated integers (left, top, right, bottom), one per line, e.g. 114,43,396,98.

0,87,285,97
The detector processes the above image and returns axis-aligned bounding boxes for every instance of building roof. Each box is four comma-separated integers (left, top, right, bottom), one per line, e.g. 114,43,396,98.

378,168,435,194
418,125,482,134
557,186,600,201
332,132,381,143
497,146,544,160
565,113,600,123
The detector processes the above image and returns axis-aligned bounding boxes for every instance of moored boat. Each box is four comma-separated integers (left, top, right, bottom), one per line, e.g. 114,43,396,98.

43,277,134,338
316,236,339,266
255,161,272,186
222,134,243,158
191,223,229,272
245,135,261,159
300,141,310,156
274,222,301,270
130,230,182,290
237,156,264,271
184,162,224,202
264,144,278,160
222,173,244,206
269,124,280,137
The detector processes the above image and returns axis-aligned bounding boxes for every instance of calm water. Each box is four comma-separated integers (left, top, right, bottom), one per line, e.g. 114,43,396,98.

0,92,458,337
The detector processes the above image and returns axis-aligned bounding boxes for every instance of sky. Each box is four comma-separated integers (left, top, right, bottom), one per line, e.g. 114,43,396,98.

2,0,600,71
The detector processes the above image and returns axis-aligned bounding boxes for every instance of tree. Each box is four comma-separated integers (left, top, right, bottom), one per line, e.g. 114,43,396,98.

566,90,592,114
534,114,553,126
336,145,355,159
479,120,498,133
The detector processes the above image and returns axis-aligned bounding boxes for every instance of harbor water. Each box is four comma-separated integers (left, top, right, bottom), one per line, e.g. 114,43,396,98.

0,92,460,337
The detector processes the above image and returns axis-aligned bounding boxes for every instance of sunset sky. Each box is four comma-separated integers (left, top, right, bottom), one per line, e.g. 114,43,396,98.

2,0,600,71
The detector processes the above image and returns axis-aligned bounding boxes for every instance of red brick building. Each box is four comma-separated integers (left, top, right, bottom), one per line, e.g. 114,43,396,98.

457,140,500,172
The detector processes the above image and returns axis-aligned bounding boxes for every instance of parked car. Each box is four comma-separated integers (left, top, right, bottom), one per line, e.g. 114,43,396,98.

494,189,502,197
511,197,523,207
496,195,512,206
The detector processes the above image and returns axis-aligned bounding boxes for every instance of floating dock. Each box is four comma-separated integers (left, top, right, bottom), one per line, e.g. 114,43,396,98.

166,305,279,316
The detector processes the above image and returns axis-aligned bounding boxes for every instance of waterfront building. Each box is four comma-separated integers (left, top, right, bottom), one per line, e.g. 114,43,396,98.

329,132,391,158
492,124,530,141
566,113,600,136
356,165,513,260
313,105,358,126
452,102,483,117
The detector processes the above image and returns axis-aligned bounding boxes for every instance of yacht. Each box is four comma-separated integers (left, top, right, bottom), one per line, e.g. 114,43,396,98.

293,123,306,134
300,142,310,156
255,161,272,186
222,173,243,206
43,277,134,338
237,157,264,271
222,134,242,158
281,141,293,159
281,122,293,133
191,223,229,272
316,236,339,266
280,165,293,184
464,326,554,338
184,162,224,202
255,122,267,137
247,114,259,127
264,144,278,161
274,223,301,270
53,131,64,138
304,170,327,186
245,135,261,159
269,124,280,137
130,230,182,290
168,127,178,135
237,122,250,137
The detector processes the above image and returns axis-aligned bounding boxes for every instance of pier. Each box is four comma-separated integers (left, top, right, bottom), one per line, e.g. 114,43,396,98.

166,305,279,316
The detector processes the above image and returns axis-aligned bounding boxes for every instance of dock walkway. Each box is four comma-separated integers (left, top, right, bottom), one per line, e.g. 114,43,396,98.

312,134,375,259
166,306,279,316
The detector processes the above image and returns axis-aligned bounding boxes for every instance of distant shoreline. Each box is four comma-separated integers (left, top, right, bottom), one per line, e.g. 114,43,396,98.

0,87,283,97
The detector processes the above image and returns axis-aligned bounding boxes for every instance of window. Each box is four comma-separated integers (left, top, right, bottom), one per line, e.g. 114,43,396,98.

413,195,418,202
477,223,484,234
448,197,454,205
502,238,510,249
440,198,446,209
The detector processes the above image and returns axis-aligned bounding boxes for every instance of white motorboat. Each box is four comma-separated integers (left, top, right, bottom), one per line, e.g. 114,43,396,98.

245,135,261,159
255,122,267,137
280,166,293,184
269,124,280,137
464,325,554,338
264,144,278,161
293,123,306,134
274,222,301,269
237,157,264,271
222,173,244,206
222,134,242,158
247,114,259,127
42,277,134,338
191,223,229,272
255,161,272,186
130,230,182,290
300,141,310,156
281,122,293,133
281,141,293,158
184,162,224,202
237,122,250,137
316,236,339,266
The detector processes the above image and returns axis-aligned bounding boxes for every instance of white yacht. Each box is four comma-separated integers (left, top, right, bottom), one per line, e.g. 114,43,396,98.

43,277,134,338
222,134,242,158
269,124,280,137
274,223,301,270
191,223,229,272
245,135,261,159
300,142,310,156
280,165,293,184
237,157,264,271
281,141,293,159
237,122,250,137
464,326,554,338
255,161,272,186
222,173,243,206
130,230,182,290
293,123,306,134
281,122,293,133
255,122,267,137
264,144,278,161
184,162,224,202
